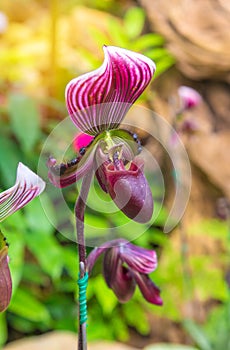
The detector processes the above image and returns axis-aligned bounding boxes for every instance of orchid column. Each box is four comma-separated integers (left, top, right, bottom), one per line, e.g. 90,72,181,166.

48,46,161,350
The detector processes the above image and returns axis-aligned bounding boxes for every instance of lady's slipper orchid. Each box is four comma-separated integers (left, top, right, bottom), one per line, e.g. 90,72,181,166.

87,239,162,305
48,46,156,223
0,162,45,312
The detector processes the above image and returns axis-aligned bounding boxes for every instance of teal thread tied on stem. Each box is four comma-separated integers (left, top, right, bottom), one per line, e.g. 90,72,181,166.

77,272,88,325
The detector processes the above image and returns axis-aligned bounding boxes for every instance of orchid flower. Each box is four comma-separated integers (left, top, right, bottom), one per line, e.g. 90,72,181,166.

0,162,45,312
87,239,162,305
48,46,156,223
178,86,201,110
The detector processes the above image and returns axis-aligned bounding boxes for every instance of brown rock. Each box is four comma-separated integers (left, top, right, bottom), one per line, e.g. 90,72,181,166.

140,0,230,81
3,331,138,350
186,130,230,199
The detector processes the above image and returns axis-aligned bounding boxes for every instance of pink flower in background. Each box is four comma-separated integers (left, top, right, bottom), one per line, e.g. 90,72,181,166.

178,86,201,110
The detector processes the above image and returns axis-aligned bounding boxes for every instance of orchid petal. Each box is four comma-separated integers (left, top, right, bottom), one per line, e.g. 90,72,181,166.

133,272,163,306
120,243,158,274
0,232,12,312
66,46,155,135
0,163,45,222
87,246,108,276
103,246,120,287
48,152,95,188
86,239,128,275
103,251,136,303
105,158,153,223
47,132,105,188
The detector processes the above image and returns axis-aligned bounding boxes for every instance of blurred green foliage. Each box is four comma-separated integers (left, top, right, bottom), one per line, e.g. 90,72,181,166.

84,6,175,78
0,3,175,100
184,293,230,350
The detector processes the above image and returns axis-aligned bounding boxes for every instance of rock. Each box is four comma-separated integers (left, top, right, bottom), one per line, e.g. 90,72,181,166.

140,0,230,81
3,331,138,350
186,130,230,199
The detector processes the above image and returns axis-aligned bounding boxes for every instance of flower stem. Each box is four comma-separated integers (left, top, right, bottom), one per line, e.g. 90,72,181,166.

75,172,93,350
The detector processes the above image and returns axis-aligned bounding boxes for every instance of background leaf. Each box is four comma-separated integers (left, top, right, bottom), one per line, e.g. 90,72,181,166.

9,288,51,325
8,94,41,154
124,7,145,39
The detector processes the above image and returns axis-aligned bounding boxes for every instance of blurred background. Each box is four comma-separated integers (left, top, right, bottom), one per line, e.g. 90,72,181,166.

0,0,229,349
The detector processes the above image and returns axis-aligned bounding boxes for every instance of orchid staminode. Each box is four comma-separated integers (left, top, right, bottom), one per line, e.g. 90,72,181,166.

48,46,156,223
0,162,45,312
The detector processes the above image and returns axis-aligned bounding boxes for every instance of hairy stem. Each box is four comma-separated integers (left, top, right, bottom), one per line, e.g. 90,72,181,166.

75,172,93,350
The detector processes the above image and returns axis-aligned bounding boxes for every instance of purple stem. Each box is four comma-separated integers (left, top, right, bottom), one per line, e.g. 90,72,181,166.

75,171,93,350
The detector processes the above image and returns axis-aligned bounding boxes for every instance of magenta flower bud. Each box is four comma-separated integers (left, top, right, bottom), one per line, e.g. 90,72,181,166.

87,239,163,306
178,86,201,110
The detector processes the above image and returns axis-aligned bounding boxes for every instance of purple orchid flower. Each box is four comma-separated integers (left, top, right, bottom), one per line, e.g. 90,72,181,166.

48,46,156,223
87,239,162,305
0,162,45,312
178,86,201,110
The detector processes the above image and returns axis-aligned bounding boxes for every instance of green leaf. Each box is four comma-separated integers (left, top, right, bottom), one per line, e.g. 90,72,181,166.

7,230,25,293
0,309,8,346
92,275,118,315
24,196,54,236
9,288,51,324
123,300,150,335
62,247,78,281
88,26,110,47
145,48,173,60
107,18,128,47
183,319,213,350
22,263,49,285
154,57,175,77
133,33,165,51
7,314,42,333
124,7,145,39
0,135,21,187
8,94,41,153
25,230,64,281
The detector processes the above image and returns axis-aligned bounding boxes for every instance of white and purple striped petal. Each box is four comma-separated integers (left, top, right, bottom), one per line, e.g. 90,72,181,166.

0,162,45,222
66,46,155,135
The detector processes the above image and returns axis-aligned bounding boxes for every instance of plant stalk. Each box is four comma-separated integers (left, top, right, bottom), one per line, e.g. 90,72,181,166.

75,172,93,350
